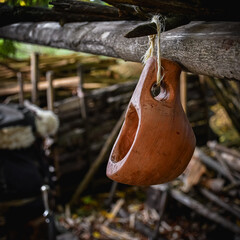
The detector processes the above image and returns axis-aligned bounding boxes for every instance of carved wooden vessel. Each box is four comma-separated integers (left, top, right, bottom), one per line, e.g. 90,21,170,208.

106,57,196,186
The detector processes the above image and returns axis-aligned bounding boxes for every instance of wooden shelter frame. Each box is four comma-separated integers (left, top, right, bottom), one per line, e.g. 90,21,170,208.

0,0,239,81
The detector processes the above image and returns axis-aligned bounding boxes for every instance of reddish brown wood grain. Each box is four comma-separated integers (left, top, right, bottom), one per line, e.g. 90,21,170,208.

106,57,196,186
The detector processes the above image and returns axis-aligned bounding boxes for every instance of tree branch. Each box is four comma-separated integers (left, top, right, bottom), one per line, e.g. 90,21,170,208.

0,2,138,28
103,0,239,21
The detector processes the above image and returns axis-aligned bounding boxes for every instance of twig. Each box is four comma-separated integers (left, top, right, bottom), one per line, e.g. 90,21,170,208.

213,151,237,184
194,147,228,178
221,152,240,172
151,188,168,240
117,208,167,240
100,225,137,240
104,198,125,226
200,187,240,219
222,182,240,192
208,141,240,159
105,181,118,207
170,189,240,234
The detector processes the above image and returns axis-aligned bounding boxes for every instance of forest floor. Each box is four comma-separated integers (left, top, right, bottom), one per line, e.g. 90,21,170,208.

55,142,240,240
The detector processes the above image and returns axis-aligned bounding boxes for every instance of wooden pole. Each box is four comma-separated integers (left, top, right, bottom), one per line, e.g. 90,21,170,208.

180,71,187,113
77,63,91,162
31,52,39,104
17,72,24,105
77,64,87,119
46,70,54,111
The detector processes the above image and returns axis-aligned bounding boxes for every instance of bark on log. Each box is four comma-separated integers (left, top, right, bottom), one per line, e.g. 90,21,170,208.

0,3,190,32
51,0,141,20
103,0,239,21
0,21,239,81
0,2,137,27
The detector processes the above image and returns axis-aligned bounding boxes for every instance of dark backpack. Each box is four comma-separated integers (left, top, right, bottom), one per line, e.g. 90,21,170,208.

0,103,35,129
0,104,50,201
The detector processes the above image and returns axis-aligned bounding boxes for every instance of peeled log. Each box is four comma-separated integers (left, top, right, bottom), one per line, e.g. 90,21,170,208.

0,21,239,81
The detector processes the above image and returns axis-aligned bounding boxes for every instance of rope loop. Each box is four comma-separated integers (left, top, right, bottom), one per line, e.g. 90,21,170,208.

142,15,165,86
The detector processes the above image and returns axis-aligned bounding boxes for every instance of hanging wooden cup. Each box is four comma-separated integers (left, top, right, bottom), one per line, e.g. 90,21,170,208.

106,57,196,186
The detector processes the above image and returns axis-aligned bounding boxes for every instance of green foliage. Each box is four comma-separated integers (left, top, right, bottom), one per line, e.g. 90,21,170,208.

2,0,105,7
4,0,49,7
1,0,50,58
0,0,107,59
0,39,16,58
210,104,240,145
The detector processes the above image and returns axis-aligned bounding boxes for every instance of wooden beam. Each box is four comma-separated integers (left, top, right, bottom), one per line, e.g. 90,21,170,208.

0,76,106,96
0,21,239,81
